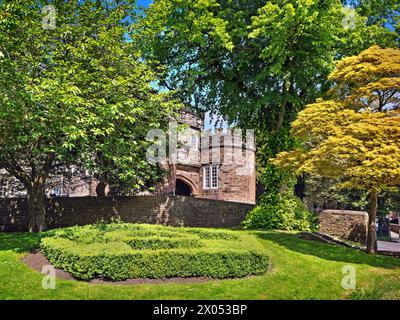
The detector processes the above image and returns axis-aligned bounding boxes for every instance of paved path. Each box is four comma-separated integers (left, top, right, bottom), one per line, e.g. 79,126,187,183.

378,241,400,252
378,232,400,252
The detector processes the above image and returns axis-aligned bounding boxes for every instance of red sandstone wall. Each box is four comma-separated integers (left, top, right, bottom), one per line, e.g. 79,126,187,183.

0,196,255,232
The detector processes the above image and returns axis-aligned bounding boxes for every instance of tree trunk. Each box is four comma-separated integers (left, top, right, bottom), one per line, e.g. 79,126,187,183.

366,190,378,254
96,181,108,197
27,181,47,233
294,175,306,200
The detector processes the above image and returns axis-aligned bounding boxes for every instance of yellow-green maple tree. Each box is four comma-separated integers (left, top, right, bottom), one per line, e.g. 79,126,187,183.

328,46,400,112
272,46,400,254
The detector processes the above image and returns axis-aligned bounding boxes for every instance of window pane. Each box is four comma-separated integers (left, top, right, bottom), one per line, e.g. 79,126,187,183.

204,166,210,189
211,166,218,188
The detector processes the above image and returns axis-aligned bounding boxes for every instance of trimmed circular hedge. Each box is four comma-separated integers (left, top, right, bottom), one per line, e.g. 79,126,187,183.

40,223,269,281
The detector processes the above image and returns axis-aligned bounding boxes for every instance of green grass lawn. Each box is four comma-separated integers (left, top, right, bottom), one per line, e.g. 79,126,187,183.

1,229,400,300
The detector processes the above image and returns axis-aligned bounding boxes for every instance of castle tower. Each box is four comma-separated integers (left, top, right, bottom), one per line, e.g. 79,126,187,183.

197,128,256,204
158,111,256,204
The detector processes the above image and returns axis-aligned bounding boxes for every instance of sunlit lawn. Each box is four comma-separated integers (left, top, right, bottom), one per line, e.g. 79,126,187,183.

1,229,400,300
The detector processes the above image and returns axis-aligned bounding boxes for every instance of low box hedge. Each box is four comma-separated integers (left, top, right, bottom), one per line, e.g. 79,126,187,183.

40,223,269,281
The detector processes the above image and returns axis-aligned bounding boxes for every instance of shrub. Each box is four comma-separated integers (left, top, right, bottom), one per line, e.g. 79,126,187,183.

40,223,269,281
124,236,201,250
243,193,318,231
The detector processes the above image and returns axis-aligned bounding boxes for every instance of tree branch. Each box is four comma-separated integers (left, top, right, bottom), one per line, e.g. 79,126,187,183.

0,160,31,186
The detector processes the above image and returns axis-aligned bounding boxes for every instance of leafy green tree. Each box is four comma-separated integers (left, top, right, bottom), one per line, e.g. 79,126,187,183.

137,0,398,202
341,0,400,27
0,0,179,231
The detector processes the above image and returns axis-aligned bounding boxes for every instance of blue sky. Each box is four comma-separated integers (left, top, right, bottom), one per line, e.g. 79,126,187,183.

137,0,153,7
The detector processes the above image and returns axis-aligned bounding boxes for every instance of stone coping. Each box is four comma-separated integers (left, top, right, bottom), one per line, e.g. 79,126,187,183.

321,209,368,216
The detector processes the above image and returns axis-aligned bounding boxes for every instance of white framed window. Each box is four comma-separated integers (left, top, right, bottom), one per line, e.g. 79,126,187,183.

50,186,62,197
0,178,8,197
203,165,218,189
211,165,218,188
203,166,210,189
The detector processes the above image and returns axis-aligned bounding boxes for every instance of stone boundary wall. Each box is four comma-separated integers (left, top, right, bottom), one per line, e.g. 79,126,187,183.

0,196,255,232
390,224,400,235
318,210,369,244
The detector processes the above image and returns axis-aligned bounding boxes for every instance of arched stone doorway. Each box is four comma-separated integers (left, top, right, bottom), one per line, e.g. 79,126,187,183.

175,179,191,196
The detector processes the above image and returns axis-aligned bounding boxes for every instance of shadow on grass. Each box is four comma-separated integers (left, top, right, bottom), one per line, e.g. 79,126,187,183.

255,231,400,269
0,233,41,253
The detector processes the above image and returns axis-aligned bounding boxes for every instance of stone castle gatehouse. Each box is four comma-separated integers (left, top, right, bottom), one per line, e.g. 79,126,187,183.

155,112,256,204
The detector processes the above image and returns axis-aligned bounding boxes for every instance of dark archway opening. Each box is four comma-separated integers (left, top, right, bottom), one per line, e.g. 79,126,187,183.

175,179,191,196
